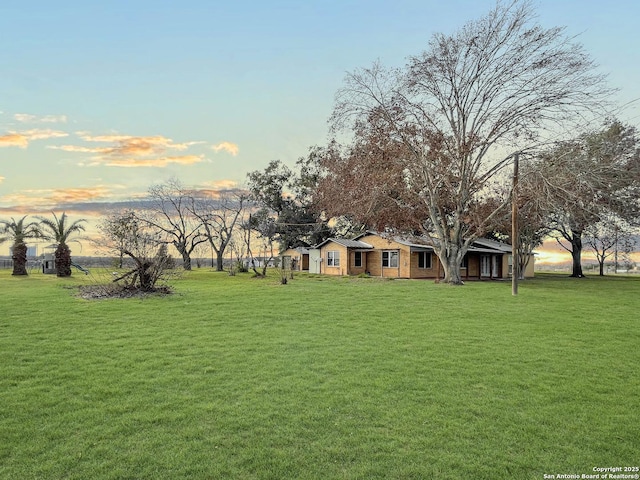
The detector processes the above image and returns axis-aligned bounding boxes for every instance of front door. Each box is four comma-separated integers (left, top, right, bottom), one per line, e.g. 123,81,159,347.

480,255,491,277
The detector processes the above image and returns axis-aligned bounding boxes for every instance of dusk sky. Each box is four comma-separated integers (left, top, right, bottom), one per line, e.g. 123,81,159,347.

1,0,639,256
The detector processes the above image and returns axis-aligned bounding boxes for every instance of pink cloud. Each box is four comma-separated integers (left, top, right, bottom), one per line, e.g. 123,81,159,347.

1,185,114,207
90,155,205,168
198,179,239,190
0,129,68,148
0,133,29,148
56,134,205,168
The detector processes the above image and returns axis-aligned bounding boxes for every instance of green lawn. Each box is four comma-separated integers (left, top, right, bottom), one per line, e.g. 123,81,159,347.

1,269,638,479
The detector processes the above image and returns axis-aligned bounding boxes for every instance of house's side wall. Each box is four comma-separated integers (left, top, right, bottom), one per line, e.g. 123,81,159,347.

523,255,535,278
359,233,439,279
365,249,382,277
409,251,438,278
501,255,512,279
349,251,367,276
358,234,410,278
319,242,349,276
498,254,535,278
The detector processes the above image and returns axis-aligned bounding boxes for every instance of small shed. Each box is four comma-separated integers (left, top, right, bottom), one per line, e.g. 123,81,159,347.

279,247,310,271
42,244,58,274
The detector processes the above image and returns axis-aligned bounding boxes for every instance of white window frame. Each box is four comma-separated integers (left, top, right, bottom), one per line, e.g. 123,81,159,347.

418,251,432,269
382,250,399,268
327,250,340,267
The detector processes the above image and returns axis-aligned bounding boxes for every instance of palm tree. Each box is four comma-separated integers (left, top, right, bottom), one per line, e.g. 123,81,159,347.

0,216,40,276
37,212,87,277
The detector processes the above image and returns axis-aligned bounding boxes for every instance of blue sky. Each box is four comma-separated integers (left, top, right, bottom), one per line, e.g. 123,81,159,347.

1,0,639,243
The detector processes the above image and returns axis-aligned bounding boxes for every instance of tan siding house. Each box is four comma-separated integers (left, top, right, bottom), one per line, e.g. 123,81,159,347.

314,232,534,280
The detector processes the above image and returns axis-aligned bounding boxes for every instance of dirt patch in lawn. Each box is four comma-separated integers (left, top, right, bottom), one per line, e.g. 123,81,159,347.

78,284,172,300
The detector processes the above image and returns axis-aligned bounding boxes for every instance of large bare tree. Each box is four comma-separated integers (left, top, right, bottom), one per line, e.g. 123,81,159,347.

140,178,207,270
326,0,609,284
189,190,247,271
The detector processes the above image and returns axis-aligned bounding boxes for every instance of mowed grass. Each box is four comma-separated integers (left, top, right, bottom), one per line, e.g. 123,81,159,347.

0,269,638,479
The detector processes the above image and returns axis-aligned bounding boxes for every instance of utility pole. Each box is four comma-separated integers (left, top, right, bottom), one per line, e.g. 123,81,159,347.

512,153,519,296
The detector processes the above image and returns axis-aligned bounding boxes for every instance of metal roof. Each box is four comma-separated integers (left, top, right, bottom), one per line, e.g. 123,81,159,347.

472,238,512,253
353,231,435,251
314,238,373,249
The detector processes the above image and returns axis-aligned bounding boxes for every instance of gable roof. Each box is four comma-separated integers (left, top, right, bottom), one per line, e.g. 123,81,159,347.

386,235,434,252
354,231,435,252
287,246,310,255
470,238,512,253
315,238,373,250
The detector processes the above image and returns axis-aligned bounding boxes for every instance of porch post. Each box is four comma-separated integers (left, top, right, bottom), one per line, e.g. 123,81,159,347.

512,152,519,296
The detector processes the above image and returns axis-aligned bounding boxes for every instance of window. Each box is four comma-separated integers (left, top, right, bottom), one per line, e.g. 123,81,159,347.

461,256,468,268
418,251,432,269
382,250,399,268
354,251,362,267
327,251,340,267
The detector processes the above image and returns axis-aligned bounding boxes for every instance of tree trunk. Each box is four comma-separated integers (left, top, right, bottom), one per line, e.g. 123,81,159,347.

569,231,584,277
438,245,464,285
139,262,154,291
180,250,192,270
55,243,72,277
518,252,530,280
11,242,28,276
215,251,224,271
598,260,605,276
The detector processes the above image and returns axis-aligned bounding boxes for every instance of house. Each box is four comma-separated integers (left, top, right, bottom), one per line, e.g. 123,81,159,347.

314,232,534,280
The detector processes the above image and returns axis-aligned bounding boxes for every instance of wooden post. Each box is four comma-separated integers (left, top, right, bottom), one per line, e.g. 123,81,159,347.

512,153,519,296
614,225,619,274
